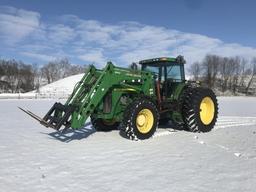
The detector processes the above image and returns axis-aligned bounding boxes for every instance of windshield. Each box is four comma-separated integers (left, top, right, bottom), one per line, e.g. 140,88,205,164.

142,64,184,81
143,65,159,74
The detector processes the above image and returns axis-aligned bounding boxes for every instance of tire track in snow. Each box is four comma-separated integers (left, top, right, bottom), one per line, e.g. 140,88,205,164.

153,116,256,139
215,116,256,130
153,129,176,138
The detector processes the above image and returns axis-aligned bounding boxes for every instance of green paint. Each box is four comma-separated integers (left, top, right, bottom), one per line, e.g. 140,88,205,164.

65,62,154,129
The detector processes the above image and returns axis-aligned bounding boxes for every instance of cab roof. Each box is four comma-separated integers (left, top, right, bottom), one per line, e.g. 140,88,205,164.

139,56,186,66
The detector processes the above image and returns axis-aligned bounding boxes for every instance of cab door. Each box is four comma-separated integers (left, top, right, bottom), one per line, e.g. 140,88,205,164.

163,64,185,98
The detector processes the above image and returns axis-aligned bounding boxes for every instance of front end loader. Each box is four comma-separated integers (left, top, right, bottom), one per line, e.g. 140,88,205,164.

20,56,218,140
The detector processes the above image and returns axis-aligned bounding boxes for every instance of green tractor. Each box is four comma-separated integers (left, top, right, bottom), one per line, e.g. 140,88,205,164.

20,56,218,140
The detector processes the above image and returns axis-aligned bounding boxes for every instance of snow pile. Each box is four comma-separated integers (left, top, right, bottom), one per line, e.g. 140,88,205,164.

36,74,84,98
0,74,84,99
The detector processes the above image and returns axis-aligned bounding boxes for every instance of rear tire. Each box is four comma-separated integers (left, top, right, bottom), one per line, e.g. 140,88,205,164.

182,87,218,132
120,98,159,140
91,117,119,132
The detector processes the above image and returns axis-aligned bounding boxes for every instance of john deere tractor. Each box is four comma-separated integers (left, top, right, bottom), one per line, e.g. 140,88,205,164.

20,56,218,140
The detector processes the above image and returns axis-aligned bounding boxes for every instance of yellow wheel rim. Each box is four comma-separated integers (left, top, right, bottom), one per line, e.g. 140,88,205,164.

136,109,154,133
200,97,215,125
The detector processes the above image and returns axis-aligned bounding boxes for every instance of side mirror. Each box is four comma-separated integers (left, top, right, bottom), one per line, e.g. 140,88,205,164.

176,55,186,64
130,62,138,70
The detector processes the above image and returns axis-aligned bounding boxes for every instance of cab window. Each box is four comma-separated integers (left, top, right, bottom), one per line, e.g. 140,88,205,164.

143,65,159,74
166,65,183,80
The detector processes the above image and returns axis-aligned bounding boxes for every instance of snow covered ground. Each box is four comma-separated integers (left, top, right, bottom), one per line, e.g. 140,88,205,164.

0,97,255,192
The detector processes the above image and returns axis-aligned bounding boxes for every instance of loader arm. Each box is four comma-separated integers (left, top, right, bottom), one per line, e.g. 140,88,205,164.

68,62,154,128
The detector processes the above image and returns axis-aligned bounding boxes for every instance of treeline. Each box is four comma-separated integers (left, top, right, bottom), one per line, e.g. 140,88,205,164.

0,58,87,93
189,55,256,95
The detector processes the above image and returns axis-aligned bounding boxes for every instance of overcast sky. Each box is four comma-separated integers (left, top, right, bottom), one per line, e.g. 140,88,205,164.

0,0,256,66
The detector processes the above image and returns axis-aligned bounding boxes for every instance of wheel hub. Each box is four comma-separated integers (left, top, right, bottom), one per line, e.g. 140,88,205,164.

137,115,146,126
200,97,215,125
136,109,154,133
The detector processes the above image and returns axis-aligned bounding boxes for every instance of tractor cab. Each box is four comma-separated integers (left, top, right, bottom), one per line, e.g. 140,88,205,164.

139,56,186,100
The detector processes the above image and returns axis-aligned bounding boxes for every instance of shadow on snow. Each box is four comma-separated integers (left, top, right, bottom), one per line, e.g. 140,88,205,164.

45,122,96,142
44,120,183,142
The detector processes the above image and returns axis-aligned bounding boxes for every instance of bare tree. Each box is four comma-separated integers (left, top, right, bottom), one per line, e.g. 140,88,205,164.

17,62,35,92
189,62,201,81
238,58,248,87
189,55,254,95
230,56,242,94
58,58,71,78
68,64,87,75
246,57,256,95
219,57,228,92
41,58,87,84
41,64,51,84
0,57,89,93
202,55,220,88
5,60,19,92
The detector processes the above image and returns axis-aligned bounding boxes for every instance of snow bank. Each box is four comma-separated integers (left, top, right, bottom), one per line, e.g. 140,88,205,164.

0,74,84,99
36,74,84,96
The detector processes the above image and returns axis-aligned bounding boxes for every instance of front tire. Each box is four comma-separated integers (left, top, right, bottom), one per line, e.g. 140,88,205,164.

120,98,159,140
182,87,218,132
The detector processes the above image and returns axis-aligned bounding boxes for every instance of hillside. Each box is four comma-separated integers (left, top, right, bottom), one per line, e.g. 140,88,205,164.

0,71,255,99
35,74,84,97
